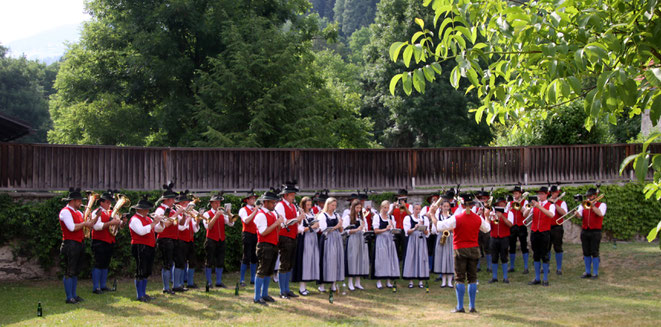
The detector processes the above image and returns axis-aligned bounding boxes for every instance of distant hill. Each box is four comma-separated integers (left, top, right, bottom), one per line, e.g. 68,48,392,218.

5,24,82,64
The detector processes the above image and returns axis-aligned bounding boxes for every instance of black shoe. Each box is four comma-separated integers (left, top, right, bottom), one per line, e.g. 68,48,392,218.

508,268,515,273
477,267,482,272
469,308,478,313
542,281,549,286
250,281,255,285
216,283,227,288
254,298,268,306
528,280,541,285
299,289,310,296
262,295,275,302
408,283,414,288
137,296,148,302
556,270,562,275
144,294,154,301
591,275,599,279
172,287,186,292
286,290,299,298
65,298,78,304
93,289,103,294
503,279,510,284
488,278,498,284
74,296,84,302
486,268,492,273
100,287,111,292
187,284,199,289
163,289,175,294
451,308,465,313
440,285,446,288
280,293,290,299
434,276,442,282
581,273,592,279
240,282,247,287
523,269,529,274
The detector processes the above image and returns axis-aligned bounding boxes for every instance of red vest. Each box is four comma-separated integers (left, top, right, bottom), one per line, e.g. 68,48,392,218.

60,206,84,242
452,211,482,250
130,214,156,247
241,206,257,234
490,214,511,238
156,205,178,240
531,201,553,232
178,217,195,242
206,209,226,242
392,205,409,229
581,202,604,230
508,201,526,226
258,209,279,245
550,200,565,226
364,211,374,231
451,206,459,214
91,208,115,244
312,206,321,214
278,201,298,239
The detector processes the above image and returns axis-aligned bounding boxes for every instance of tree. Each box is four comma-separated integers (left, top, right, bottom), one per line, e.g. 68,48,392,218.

389,0,661,242
310,0,337,20
362,0,491,147
334,0,379,36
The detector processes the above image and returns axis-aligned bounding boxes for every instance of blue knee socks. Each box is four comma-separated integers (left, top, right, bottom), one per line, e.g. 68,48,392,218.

254,277,264,301
491,263,498,280
502,263,508,280
523,253,529,270
101,269,109,289
542,263,549,281
174,268,183,288
534,261,541,281
468,283,477,309
240,264,248,283
250,264,257,283
593,257,600,276
92,268,101,291
556,252,563,271
509,254,516,270
141,279,147,298
215,268,223,285
63,277,73,300
455,283,465,310
279,271,287,294
187,268,195,286
162,269,171,290
583,256,592,274
486,255,492,269
135,279,140,299
171,265,175,284
205,268,212,285
262,277,271,298
72,277,78,298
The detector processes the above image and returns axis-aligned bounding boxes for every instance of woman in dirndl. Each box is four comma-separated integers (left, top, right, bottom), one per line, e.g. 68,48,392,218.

402,204,430,288
343,199,370,291
371,200,400,289
429,200,455,288
292,197,320,296
317,197,344,292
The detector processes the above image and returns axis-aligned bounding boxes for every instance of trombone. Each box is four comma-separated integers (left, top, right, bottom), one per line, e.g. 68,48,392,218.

511,192,529,211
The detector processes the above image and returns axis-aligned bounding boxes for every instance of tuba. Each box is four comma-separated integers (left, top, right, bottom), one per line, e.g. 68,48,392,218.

83,192,100,239
109,194,131,236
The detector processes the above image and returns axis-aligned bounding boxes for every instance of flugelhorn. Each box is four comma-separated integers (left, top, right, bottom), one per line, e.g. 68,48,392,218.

511,192,529,211
83,192,100,239
109,194,130,236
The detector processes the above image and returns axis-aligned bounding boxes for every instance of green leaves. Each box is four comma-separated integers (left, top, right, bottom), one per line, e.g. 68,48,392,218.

403,44,414,67
389,42,407,62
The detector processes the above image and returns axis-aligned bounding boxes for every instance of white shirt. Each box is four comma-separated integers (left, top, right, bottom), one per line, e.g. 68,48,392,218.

254,208,276,235
318,212,342,232
404,215,430,237
342,211,367,231
59,205,82,232
388,202,413,215
130,213,163,235
298,212,318,234
372,213,395,230
430,211,453,234
239,205,256,224
154,204,170,217
505,199,529,213
577,203,607,216
92,207,110,231
534,200,557,216
275,199,294,219
436,213,491,233
202,208,231,230
552,200,569,215
178,215,200,233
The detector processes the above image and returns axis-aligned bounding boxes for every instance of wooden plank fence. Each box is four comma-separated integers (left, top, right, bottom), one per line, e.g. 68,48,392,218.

0,143,656,191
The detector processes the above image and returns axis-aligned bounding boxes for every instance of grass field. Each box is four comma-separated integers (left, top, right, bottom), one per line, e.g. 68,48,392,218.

1,242,660,326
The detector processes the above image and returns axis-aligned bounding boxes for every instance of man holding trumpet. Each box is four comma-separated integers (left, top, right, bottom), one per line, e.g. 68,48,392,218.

523,187,556,286
274,181,305,299
202,193,234,288
129,195,164,302
548,185,568,275
253,189,286,306
575,187,606,279
487,198,513,284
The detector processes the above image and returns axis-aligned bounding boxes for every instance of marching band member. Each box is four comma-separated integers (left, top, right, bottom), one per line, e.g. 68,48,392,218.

548,185,568,275
343,199,370,291
523,187,555,286
389,189,412,262
202,193,234,288
59,188,96,304
476,190,492,272
274,181,305,299
428,199,455,288
576,187,606,279
422,192,440,271
488,198,513,284
129,195,163,302
436,194,491,313
372,200,400,289
403,204,430,288
312,190,328,214
506,186,530,274
91,190,121,294
253,190,284,306
342,193,359,221
238,190,259,287
292,197,320,296
155,182,179,295
318,197,345,293
175,192,200,290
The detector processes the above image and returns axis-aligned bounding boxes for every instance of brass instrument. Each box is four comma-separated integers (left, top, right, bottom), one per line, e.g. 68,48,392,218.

583,194,605,210
550,192,566,204
511,192,529,211
556,206,579,225
523,211,534,227
489,211,499,225
83,192,100,239
440,230,451,245
109,194,131,236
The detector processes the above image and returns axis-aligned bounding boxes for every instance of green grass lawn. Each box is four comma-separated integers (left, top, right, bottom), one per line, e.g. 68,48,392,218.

1,242,660,326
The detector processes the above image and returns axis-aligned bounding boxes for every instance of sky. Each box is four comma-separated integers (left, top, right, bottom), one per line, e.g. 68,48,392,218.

0,0,90,44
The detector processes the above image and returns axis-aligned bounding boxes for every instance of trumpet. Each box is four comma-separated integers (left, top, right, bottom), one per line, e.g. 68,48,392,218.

109,194,131,236
583,194,604,210
83,192,100,239
489,210,499,225
511,192,529,211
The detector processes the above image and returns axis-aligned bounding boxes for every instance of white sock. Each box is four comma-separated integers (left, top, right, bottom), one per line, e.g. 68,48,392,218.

331,282,337,291
318,284,326,291
387,279,393,287
348,277,354,289
441,275,447,286
419,280,424,287
300,282,306,292
409,281,413,287
355,277,362,288
376,280,382,288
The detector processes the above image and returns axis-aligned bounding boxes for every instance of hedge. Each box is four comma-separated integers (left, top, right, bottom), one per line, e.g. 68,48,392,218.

0,183,658,279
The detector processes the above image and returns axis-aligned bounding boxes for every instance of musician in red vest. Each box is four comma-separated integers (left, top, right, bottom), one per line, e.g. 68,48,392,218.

506,185,530,274
575,187,607,279
202,192,234,288
436,193,490,313
274,181,305,299
523,187,556,286
487,198,513,284
253,189,286,306
476,190,492,273
154,182,180,294
59,188,96,304
548,185,568,275
174,191,199,291
129,195,164,302
91,190,122,294
238,189,259,287
389,189,412,261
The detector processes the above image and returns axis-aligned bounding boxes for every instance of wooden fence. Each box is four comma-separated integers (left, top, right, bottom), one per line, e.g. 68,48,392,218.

0,143,655,191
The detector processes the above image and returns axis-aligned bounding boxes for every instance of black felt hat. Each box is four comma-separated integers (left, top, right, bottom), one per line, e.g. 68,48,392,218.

62,187,84,201
512,185,523,193
242,188,257,202
537,186,549,193
358,189,369,201
158,181,177,201
586,188,598,196
426,192,440,204
261,188,280,201
210,192,224,202
347,193,358,201
459,193,475,205
280,180,299,195
175,190,191,203
131,195,153,210
550,185,560,193
318,189,329,202
99,189,115,202
495,197,507,205
443,188,456,200
477,189,490,198
397,189,408,198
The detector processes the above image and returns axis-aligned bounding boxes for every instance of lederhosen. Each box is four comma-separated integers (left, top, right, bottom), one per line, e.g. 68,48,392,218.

256,209,279,278
508,201,529,255
580,203,604,258
130,214,156,279
549,200,565,254
452,211,482,284
60,206,85,278
489,214,510,264
156,204,178,270
240,206,258,265
530,202,552,263
176,215,196,270
91,208,115,270
205,209,226,269
277,201,298,274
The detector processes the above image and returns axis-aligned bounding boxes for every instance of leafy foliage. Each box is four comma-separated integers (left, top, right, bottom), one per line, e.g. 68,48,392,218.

334,0,379,36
